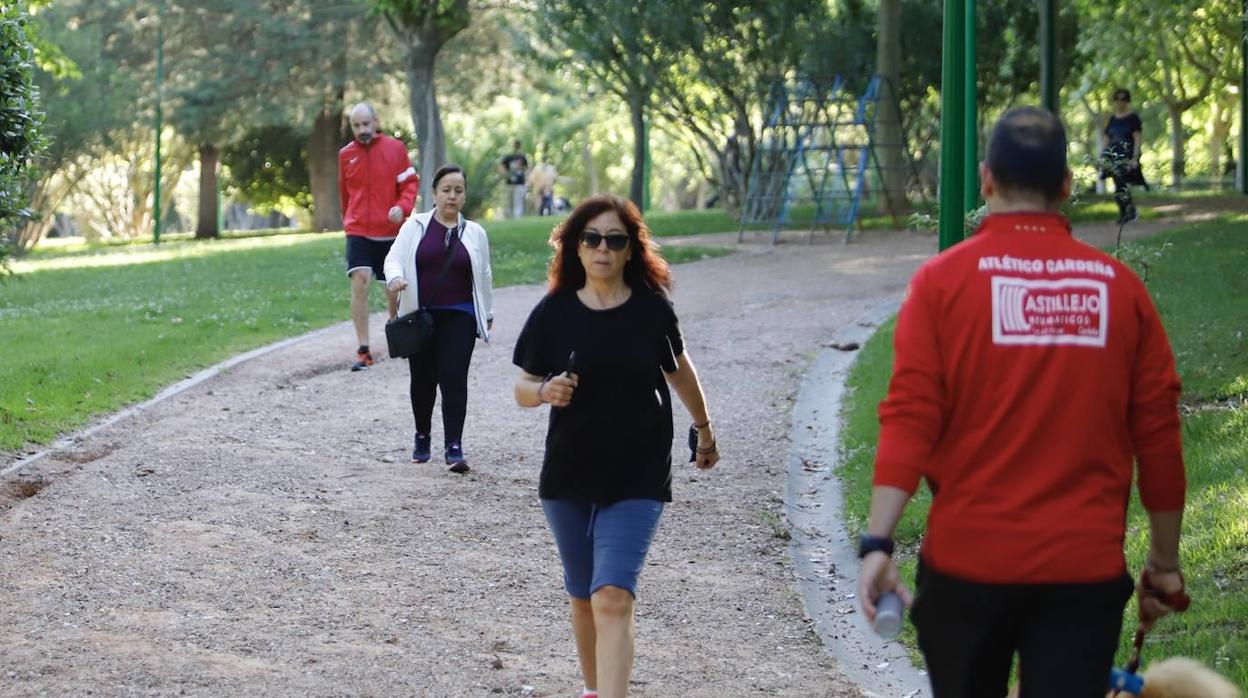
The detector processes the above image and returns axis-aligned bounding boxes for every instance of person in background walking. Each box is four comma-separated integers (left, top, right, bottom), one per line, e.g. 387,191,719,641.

1101,88,1148,224
500,139,529,218
858,107,1186,698
339,102,419,371
512,194,720,698
530,163,558,216
384,165,494,473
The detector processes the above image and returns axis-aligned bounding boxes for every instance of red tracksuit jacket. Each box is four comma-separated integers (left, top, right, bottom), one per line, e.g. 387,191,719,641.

338,134,419,238
874,212,1185,584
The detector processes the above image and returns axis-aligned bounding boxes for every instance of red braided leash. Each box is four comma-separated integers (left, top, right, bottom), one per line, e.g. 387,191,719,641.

1121,569,1191,678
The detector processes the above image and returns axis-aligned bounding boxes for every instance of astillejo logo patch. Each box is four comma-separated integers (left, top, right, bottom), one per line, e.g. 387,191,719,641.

991,276,1109,347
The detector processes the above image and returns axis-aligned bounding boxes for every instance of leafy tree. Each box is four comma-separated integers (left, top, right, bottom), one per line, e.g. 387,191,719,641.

14,6,141,251
1076,0,1235,187
167,0,378,236
374,0,473,209
528,0,673,208
648,0,836,210
0,0,45,266
234,0,386,231
221,125,313,214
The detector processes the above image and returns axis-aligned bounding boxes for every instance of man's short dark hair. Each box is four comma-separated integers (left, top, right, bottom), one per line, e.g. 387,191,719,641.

1113,88,1131,102
986,107,1068,202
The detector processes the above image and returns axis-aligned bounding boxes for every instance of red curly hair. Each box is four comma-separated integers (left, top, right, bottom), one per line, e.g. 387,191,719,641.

546,194,673,295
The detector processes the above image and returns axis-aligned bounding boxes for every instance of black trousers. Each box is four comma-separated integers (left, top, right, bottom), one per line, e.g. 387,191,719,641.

408,309,476,444
911,560,1134,698
1102,146,1146,221
1111,172,1134,219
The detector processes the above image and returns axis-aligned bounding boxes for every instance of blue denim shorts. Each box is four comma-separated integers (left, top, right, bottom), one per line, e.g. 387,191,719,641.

541,498,665,600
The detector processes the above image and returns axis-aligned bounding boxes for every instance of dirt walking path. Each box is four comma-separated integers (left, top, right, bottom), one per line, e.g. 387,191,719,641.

0,215,1193,697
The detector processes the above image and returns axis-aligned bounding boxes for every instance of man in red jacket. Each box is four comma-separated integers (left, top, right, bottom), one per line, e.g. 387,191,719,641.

857,107,1187,697
339,102,419,371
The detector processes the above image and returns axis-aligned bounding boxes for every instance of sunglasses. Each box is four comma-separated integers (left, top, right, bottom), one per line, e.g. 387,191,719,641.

580,231,630,251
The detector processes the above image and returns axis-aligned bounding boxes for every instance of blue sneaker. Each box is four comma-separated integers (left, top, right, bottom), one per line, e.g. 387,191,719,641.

411,433,431,463
445,442,469,473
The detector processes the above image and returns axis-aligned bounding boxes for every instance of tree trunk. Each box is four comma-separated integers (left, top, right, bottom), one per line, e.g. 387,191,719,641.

1167,105,1185,189
875,0,907,213
404,44,445,212
195,143,220,239
628,88,648,208
582,137,599,195
308,106,344,231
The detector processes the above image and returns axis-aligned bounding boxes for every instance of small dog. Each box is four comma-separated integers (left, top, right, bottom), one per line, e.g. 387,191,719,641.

1115,657,1242,698
1006,656,1242,698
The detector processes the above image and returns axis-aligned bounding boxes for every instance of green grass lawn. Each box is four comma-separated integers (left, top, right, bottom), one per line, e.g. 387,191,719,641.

0,213,731,454
836,219,1248,686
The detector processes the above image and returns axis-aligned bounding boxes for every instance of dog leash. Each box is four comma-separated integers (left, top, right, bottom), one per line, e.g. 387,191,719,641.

1109,569,1192,696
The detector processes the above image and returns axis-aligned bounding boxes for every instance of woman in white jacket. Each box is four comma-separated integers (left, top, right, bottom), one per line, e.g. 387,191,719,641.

384,165,494,473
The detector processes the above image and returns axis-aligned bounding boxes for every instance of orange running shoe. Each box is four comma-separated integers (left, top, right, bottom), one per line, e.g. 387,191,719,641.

350,349,374,371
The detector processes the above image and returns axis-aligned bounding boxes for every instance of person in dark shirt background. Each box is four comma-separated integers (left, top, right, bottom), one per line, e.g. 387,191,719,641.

500,140,529,218
1101,88,1148,224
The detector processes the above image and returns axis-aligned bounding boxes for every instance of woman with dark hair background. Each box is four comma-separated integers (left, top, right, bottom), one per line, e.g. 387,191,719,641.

384,165,494,473
512,194,719,698
1101,88,1148,224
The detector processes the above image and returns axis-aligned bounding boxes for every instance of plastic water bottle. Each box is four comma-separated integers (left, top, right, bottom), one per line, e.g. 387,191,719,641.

873,591,903,640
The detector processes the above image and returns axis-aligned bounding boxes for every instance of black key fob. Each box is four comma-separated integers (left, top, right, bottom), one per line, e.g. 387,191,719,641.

688,425,698,462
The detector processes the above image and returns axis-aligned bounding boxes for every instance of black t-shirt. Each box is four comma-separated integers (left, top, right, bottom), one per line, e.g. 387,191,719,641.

1105,113,1142,151
501,152,528,185
513,288,684,504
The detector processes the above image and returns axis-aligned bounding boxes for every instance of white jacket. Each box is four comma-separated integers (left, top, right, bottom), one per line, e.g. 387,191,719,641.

383,208,494,343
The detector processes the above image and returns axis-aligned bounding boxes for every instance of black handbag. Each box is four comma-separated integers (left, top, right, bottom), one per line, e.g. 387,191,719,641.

385,223,460,359
385,307,435,359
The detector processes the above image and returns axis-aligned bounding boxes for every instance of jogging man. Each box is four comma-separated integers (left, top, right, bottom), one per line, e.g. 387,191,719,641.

338,102,418,371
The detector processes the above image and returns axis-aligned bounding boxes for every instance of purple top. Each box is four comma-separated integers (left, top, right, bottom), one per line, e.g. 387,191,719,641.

416,217,474,311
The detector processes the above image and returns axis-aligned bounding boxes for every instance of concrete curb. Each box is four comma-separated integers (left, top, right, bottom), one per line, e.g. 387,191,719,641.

1,322,347,479
786,299,930,698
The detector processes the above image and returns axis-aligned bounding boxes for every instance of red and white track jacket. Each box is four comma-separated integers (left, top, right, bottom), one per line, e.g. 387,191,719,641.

338,134,418,238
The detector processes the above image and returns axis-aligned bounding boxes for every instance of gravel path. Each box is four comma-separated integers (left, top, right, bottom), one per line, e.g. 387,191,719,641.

0,217,1181,697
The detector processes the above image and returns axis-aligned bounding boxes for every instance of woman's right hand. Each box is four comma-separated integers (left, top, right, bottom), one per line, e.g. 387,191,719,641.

387,278,408,292
539,374,578,407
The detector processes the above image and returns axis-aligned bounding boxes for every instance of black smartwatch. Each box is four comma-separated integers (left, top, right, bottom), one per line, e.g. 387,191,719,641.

858,534,895,559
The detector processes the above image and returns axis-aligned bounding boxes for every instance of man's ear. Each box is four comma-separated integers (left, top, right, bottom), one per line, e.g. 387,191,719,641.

979,161,995,199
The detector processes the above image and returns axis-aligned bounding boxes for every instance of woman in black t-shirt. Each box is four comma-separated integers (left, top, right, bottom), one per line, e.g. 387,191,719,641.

1101,88,1148,224
513,194,719,698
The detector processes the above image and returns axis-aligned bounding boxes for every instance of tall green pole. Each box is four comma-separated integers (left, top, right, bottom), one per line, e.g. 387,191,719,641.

153,2,164,245
1039,0,1059,114
964,0,978,215
938,0,966,250
1240,0,1247,194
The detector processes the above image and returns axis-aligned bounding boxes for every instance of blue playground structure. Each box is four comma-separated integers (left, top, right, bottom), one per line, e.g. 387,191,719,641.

739,74,922,244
